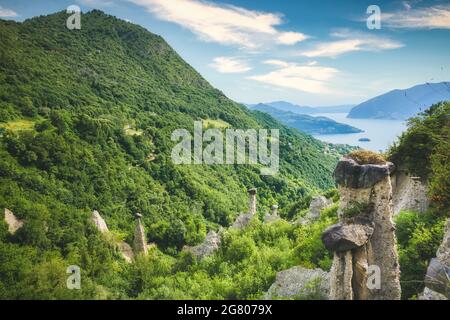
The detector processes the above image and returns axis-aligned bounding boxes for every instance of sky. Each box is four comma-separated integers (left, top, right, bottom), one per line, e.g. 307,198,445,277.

1,0,449,106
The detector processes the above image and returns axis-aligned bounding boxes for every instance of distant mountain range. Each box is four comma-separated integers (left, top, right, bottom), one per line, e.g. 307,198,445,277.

247,103,363,135
348,82,450,120
262,101,355,114
252,82,450,121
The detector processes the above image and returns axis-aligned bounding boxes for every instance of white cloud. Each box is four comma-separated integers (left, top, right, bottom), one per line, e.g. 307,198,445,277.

277,31,309,45
298,31,403,58
128,0,308,49
210,57,252,73
0,6,18,18
248,60,339,94
263,60,290,67
383,4,450,29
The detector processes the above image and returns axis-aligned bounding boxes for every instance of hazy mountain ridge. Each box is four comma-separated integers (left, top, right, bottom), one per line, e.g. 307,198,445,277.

248,103,363,135
260,101,355,114
348,82,450,120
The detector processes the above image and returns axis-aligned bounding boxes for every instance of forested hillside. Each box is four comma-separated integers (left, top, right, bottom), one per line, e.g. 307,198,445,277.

0,11,350,298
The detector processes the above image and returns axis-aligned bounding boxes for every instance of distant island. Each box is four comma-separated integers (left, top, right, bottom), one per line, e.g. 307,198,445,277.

359,138,371,142
247,103,363,135
348,82,450,120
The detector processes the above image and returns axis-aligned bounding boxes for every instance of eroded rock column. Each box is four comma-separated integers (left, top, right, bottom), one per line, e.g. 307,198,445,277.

322,156,401,300
264,204,281,223
271,204,278,216
91,210,109,233
133,213,148,256
248,188,257,215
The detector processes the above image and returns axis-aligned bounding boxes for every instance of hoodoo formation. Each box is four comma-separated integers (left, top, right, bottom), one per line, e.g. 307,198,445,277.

322,152,401,300
248,188,257,216
133,213,148,256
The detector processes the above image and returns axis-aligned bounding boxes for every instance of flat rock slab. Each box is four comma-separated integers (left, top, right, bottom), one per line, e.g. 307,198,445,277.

322,222,374,252
264,266,330,300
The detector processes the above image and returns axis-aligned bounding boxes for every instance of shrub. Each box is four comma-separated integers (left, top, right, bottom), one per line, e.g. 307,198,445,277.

348,150,386,165
323,188,339,202
294,216,337,271
223,235,256,263
293,277,329,300
341,202,370,219
388,102,449,181
395,209,446,299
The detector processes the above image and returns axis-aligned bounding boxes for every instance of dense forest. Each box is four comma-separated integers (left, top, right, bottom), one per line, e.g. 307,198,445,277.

0,11,447,300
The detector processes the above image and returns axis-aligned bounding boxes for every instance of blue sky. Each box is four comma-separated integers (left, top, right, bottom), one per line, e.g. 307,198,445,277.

1,0,449,106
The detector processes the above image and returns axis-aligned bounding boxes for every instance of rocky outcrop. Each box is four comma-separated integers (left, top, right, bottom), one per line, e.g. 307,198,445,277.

91,210,109,233
133,213,148,256
324,156,401,300
232,213,255,229
434,218,450,272
309,196,333,221
185,231,221,260
90,210,136,263
295,196,334,225
117,241,134,263
4,208,23,234
420,218,449,300
264,214,281,223
419,287,448,300
264,266,330,300
425,258,449,296
392,170,429,215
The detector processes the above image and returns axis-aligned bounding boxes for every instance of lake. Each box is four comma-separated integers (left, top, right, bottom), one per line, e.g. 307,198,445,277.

312,113,407,152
